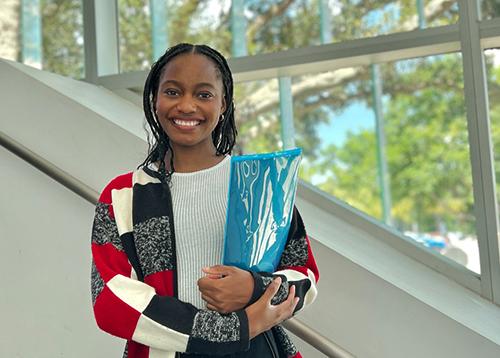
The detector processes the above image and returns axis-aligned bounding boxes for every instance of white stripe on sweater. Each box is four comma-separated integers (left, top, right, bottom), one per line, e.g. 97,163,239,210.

132,314,189,352
111,187,133,235
275,268,318,307
148,348,176,358
107,274,156,312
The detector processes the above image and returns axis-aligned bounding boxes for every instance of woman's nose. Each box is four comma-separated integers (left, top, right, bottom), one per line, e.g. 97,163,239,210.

176,96,196,113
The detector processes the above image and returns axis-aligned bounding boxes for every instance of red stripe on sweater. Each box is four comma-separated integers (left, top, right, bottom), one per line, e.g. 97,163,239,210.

305,235,320,282
127,341,150,358
92,243,132,282
94,285,141,340
144,270,175,297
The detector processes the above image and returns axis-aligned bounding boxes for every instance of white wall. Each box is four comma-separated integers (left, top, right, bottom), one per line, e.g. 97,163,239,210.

2,60,500,358
291,239,500,357
0,59,147,192
0,146,123,357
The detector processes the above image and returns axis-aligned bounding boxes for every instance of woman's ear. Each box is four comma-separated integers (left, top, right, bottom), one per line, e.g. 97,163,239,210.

221,101,226,114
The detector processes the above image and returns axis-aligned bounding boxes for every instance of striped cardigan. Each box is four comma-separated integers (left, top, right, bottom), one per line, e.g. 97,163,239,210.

90,166,319,357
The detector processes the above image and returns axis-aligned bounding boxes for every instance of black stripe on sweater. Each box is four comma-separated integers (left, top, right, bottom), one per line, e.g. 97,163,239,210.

120,232,144,281
133,182,170,224
142,295,197,334
290,278,311,312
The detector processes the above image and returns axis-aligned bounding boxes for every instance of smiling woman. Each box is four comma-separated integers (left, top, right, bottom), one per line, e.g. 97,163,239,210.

89,43,319,358
155,53,226,167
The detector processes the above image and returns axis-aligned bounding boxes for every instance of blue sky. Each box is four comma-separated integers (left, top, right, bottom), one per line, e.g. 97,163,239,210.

316,101,375,149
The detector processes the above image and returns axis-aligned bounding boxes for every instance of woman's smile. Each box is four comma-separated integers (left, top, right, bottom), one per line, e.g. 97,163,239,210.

172,118,201,127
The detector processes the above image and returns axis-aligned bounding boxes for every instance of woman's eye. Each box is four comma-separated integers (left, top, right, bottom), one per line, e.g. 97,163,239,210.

198,92,213,99
164,89,178,96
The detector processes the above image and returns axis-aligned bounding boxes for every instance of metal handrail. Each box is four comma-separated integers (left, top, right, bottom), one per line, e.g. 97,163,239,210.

0,131,97,204
0,130,355,358
282,319,354,358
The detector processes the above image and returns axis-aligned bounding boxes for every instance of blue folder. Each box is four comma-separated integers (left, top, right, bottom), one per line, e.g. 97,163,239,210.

222,148,302,272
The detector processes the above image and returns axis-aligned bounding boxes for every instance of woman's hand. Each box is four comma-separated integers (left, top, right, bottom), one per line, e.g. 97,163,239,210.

245,277,299,339
198,265,254,313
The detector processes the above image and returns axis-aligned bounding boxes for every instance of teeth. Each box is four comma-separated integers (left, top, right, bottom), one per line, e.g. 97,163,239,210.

174,119,200,127
173,119,200,127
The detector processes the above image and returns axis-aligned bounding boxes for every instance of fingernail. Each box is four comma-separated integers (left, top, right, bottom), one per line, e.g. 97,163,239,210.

274,277,282,285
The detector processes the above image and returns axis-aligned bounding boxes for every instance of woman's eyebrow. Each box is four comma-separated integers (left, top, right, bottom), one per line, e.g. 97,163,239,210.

159,79,182,88
194,82,216,90
160,79,216,90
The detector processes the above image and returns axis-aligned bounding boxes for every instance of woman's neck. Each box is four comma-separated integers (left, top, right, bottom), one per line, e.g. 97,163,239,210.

165,145,225,173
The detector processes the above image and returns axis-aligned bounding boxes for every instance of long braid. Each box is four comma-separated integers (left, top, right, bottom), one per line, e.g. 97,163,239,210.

194,45,237,155
139,43,237,184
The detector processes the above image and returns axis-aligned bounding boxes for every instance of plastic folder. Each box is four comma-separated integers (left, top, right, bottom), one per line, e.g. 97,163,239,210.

222,148,302,272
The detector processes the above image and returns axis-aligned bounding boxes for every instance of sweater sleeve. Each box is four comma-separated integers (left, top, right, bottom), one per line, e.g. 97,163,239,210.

247,206,319,313
90,178,249,355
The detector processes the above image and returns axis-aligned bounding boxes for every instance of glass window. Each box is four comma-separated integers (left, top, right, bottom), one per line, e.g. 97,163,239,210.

292,53,479,273
119,0,232,73
0,0,84,78
42,0,84,78
482,0,500,20
0,0,21,62
244,0,320,55
167,0,231,57
234,78,281,154
244,0,458,55
118,0,460,72
119,0,152,72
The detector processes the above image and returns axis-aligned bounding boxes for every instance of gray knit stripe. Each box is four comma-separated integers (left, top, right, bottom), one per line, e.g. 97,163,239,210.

92,202,123,251
169,156,231,309
191,310,240,342
134,216,174,276
273,325,298,356
91,260,105,305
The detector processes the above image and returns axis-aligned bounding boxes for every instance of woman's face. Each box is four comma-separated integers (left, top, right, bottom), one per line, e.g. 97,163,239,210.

155,53,226,153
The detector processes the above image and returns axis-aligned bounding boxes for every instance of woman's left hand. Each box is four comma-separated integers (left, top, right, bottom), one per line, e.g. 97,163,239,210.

198,265,254,314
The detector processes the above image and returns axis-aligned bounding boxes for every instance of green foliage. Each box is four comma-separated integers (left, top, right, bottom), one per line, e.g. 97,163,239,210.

482,0,500,19
307,55,480,234
317,130,382,219
385,56,473,233
246,0,319,54
118,0,152,72
41,0,84,78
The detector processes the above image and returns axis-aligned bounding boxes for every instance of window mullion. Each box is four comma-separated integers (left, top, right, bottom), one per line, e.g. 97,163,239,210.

83,0,119,82
458,0,500,302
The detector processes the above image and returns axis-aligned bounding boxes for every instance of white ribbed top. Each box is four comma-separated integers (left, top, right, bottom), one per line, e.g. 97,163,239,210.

168,156,231,308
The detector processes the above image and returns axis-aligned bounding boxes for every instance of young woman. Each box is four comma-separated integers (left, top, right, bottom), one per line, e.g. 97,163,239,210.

90,43,319,358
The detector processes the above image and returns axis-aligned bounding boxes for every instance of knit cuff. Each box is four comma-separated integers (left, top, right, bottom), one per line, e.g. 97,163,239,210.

247,271,289,306
248,270,266,306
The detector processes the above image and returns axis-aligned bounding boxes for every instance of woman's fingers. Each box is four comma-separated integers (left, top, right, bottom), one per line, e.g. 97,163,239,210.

276,284,298,320
264,278,298,320
262,277,282,301
245,278,300,339
202,265,232,277
201,293,217,306
206,303,218,311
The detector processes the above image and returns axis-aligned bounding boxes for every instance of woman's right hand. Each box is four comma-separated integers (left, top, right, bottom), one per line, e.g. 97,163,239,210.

244,277,299,339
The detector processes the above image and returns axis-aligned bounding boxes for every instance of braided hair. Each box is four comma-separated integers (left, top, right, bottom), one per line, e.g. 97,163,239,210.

140,43,237,183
